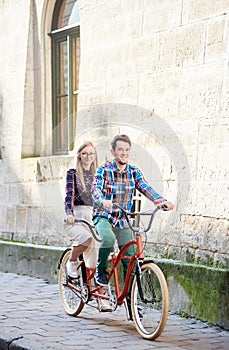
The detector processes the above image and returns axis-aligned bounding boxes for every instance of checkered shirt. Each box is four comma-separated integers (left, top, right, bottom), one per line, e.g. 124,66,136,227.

91,159,166,228
65,168,94,215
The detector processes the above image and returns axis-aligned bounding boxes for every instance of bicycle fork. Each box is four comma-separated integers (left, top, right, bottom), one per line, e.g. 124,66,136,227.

136,259,146,302
136,260,156,304
124,258,144,320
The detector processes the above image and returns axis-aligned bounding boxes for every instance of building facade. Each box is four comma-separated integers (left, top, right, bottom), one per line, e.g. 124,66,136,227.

0,0,228,268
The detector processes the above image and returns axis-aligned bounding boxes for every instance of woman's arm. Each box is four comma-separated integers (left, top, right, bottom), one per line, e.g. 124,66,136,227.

65,169,75,215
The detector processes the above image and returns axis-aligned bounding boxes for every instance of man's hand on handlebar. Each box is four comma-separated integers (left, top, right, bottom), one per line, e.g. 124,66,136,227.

101,199,113,210
159,201,174,211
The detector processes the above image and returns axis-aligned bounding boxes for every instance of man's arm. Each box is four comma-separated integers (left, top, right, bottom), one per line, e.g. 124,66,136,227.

134,168,174,209
91,166,106,205
91,166,113,210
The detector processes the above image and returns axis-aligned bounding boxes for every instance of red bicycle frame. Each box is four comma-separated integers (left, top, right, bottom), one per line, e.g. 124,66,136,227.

66,233,144,305
107,233,144,305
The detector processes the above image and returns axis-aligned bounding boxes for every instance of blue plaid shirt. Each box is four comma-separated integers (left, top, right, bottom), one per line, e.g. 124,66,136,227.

91,159,166,228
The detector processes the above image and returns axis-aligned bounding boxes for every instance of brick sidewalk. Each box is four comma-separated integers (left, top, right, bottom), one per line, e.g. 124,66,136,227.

0,272,228,350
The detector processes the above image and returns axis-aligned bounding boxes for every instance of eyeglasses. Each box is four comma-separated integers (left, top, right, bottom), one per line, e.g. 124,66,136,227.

81,152,95,157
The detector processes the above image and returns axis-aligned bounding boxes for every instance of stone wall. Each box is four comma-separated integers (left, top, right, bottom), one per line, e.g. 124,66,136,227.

76,0,229,267
0,0,228,268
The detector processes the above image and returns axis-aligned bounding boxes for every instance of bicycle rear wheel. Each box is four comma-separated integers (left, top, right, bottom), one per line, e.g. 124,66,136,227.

131,262,169,340
58,249,85,316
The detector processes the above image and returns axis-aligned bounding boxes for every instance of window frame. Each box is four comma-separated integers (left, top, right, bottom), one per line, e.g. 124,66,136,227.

50,1,80,155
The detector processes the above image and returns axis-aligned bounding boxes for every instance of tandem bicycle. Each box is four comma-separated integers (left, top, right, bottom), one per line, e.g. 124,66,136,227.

58,203,169,340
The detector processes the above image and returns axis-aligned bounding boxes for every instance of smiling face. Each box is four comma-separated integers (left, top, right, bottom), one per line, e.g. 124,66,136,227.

111,140,131,169
79,145,96,170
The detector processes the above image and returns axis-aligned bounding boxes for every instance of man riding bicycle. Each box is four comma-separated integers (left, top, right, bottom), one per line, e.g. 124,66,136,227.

91,134,174,292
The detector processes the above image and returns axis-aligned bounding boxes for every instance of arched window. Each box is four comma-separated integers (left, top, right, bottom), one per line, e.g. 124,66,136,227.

50,0,80,155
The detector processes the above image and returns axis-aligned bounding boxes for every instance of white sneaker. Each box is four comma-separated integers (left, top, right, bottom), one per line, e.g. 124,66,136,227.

98,298,112,312
66,260,78,278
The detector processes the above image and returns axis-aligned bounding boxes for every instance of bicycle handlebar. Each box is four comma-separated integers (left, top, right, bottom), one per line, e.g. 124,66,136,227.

64,203,168,237
113,203,168,233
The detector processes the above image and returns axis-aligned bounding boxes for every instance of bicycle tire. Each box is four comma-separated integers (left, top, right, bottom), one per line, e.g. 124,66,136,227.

131,262,169,340
58,249,85,316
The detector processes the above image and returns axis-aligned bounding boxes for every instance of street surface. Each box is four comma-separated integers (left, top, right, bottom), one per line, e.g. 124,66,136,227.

0,272,228,350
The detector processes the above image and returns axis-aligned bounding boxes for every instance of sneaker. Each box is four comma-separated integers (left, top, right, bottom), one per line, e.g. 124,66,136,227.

66,260,78,278
98,298,112,312
94,271,108,286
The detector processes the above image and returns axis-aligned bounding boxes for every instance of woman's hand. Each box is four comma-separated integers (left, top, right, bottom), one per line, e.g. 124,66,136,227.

66,214,74,225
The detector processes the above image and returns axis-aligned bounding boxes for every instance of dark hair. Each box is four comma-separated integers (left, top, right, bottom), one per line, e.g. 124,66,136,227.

111,134,131,150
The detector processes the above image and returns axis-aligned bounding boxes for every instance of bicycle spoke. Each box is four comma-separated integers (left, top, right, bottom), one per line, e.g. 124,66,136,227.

58,249,85,316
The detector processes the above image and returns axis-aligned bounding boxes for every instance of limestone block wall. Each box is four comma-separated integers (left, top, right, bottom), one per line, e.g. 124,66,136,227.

77,0,229,267
0,0,228,268
0,156,73,246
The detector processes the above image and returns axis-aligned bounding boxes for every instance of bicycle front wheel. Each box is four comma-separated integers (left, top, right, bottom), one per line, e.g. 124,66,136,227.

58,249,85,316
131,262,169,340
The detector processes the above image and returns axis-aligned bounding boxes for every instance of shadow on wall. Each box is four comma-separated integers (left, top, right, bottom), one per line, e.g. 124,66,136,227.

22,0,41,158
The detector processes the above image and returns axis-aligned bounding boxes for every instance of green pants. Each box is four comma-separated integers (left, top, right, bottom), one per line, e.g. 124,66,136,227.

93,216,135,276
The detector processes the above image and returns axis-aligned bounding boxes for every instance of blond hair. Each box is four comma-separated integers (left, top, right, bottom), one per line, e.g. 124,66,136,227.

76,141,98,191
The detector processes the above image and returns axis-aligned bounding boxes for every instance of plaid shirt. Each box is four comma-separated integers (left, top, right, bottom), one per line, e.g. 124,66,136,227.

65,168,94,215
91,159,166,228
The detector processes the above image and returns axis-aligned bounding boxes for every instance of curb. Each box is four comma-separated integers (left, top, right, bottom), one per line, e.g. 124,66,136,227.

0,241,65,284
0,336,30,350
0,241,228,329
0,334,49,350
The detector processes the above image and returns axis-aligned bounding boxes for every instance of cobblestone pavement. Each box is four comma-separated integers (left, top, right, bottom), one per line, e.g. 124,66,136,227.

0,272,228,350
